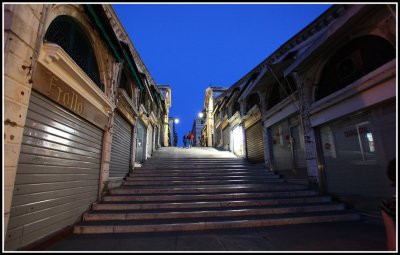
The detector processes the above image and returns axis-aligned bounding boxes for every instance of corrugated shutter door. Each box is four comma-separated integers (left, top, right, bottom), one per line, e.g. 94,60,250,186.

245,121,265,163
109,112,132,179
135,121,145,163
155,126,159,149
6,92,102,250
223,127,230,151
147,124,153,157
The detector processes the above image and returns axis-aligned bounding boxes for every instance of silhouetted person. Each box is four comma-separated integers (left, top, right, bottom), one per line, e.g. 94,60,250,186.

188,132,194,148
183,134,188,148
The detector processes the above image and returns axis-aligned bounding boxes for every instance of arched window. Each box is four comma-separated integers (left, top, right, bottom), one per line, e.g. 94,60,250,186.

265,85,280,111
45,15,103,91
265,77,296,111
316,35,395,101
232,101,240,116
245,93,260,113
119,70,132,98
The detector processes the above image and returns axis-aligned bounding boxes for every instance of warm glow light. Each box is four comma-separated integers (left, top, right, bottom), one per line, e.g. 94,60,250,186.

198,112,204,118
174,118,180,124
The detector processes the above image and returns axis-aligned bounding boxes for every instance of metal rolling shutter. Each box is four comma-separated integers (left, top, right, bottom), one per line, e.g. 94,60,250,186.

109,112,132,179
155,126,159,149
6,92,102,250
135,121,146,163
245,121,265,163
147,124,153,157
222,127,230,151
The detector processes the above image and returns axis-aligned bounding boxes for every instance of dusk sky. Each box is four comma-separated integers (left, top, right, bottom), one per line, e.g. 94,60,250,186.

112,3,332,146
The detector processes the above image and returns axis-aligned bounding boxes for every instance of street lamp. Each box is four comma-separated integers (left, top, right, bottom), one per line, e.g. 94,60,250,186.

198,112,204,118
174,118,180,124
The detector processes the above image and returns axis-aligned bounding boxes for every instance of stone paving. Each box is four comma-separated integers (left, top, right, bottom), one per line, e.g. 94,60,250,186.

45,221,388,251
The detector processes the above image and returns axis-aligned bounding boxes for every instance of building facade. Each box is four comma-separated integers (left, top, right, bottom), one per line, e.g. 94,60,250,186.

203,4,397,219
192,117,205,146
202,86,228,147
168,117,178,146
4,4,170,250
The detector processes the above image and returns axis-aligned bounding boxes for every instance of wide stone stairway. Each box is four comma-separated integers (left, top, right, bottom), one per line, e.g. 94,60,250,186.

73,147,360,234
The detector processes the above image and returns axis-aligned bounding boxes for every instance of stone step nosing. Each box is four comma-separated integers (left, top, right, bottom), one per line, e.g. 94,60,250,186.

74,213,360,234
83,204,346,221
128,173,277,178
136,168,266,171
121,180,285,185
125,177,281,181
93,196,332,210
109,185,308,195
103,190,319,202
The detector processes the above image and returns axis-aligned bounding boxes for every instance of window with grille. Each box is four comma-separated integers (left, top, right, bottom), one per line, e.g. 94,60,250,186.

44,15,104,91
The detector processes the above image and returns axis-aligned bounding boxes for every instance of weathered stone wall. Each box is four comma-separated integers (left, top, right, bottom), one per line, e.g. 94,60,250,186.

3,4,44,235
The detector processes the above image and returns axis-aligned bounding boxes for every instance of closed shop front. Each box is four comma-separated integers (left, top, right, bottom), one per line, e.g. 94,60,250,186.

109,112,132,179
245,121,265,163
6,92,103,249
215,125,222,148
135,120,146,163
146,124,153,158
154,126,159,149
231,124,244,157
319,100,396,213
270,115,307,179
222,126,230,151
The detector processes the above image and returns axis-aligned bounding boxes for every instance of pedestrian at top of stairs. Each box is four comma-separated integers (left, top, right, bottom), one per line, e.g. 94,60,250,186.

188,132,194,148
183,134,188,148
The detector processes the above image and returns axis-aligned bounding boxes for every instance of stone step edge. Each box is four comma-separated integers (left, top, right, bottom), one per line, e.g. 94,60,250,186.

103,190,319,202
121,180,285,185
83,203,346,221
92,196,332,210
109,185,309,195
74,213,360,234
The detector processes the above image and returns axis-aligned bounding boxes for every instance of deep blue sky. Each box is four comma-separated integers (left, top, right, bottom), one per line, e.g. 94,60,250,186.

112,3,332,146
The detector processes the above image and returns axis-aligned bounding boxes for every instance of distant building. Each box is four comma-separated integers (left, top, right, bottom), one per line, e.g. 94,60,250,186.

168,117,178,146
202,86,228,147
158,85,172,147
192,117,205,146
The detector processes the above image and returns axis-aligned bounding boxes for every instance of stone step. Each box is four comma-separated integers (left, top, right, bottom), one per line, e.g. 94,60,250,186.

93,196,332,210
130,169,271,174
142,160,253,167
125,174,281,181
109,184,309,195
132,167,272,173
121,178,285,186
138,166,266,170
129,171,274,177
83,203,346,221
73,211,361,234
103,190,319,202
144,158,247,162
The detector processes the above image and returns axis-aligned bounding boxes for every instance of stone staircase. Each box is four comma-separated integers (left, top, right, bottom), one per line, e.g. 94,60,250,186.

73,147,360,234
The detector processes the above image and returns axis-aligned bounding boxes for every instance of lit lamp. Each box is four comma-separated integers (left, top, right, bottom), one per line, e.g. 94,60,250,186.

174,118,180,124
198,112,204,118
